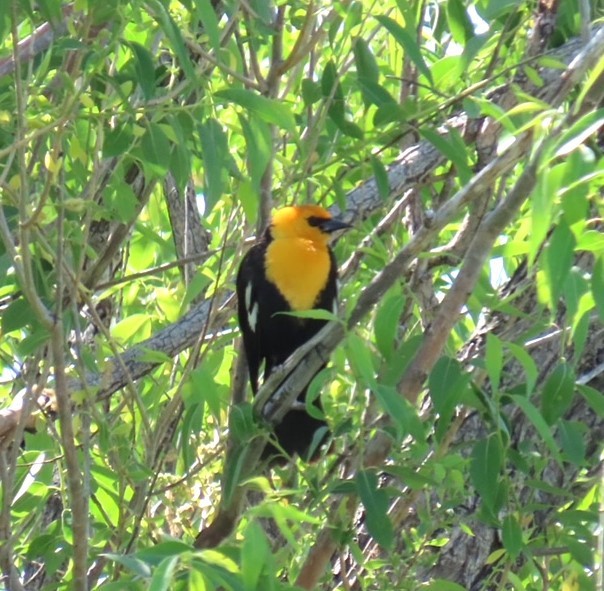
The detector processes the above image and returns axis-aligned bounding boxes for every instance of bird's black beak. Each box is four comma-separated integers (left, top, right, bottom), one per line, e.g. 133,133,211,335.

319,218,352,233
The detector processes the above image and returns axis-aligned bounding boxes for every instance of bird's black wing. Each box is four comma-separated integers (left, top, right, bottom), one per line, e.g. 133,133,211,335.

236,243,264,393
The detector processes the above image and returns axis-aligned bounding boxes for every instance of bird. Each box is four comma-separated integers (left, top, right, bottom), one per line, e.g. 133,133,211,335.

236,204,351,462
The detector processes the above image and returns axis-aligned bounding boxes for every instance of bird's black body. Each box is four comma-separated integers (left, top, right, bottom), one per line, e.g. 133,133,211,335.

236,206,346,462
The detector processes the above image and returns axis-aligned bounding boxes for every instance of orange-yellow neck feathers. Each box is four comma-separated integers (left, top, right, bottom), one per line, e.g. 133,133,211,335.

265,206,333,310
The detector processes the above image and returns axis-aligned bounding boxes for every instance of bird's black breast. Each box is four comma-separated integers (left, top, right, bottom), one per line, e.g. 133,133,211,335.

235,232,339,461
236,236,338,390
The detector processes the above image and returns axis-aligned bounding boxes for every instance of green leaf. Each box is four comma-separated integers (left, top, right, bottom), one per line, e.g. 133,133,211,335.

541,362,575,425
485,333,503,395
374,384,424,441
126,41,156,100
356,470,394,550
502,514,523,559
512,395,562,463
149,556,179,591
222,444,249,506
321,60,343,101
141,122,171,176
592,256,604,322
446,0,475,44
470,434,503,513
371,156,391,201
375,16,433,86
374,103,406,126
2,297,31,333
111,314,151,343
104,553,152,578
215,88,296,132
559,420,586,466
565,536,594,567
334,118,364,139
248,0,272,24
137,347,173,364
103,122,134,158
357,79,397,108
552,108,604,158
242,521,270,591
169,141,192,194
576,230,604,252
506,342,538,395
237,179,259,226
188,568,207,591
136,542,192,564
419,127,472,184
374,291,405,360
277,308,340,322
529,165,560,265
199,118,228,207
545,220,576,310
148,0,195,81
346,333,377,388
103,178,138,222
181,402,205,468
578,383,604,417
576,52,604,110
353,38,379,84
239,115,272,192
193,0,221,52
562,267,588,330
228,403,257,443
429,357,470,442
301,78,322,106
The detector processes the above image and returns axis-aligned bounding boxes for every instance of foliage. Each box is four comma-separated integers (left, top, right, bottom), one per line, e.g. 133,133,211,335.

0,0,603,590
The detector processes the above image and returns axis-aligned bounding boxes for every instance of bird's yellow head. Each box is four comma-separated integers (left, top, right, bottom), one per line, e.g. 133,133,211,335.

269,205,350,245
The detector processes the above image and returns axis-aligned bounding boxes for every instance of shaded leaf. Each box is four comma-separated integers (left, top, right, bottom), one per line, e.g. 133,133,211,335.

545,220,576,309
353,37,379,84
148,0,195,80
592,256,604,322
501,515,523,559
126,41,156,100
356,470,394,550
541,362,575,426
470,434,503,513
559,420,586,466
200,118,228,207
374,291,405,359
512,395,562,463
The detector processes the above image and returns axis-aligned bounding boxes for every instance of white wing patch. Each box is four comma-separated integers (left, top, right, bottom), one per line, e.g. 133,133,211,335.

245,282,258,332
332,280,340,314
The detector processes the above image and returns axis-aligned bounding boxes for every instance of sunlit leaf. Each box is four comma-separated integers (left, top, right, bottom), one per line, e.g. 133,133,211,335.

552,109,604,158
375,15,434,85
446,0,474,43
215,88,296,131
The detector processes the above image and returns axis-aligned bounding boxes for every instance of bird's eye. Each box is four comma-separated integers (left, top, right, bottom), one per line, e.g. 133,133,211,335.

307,216,327,227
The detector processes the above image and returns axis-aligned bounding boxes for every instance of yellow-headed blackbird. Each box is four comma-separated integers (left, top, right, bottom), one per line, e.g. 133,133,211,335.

236,205,350,461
